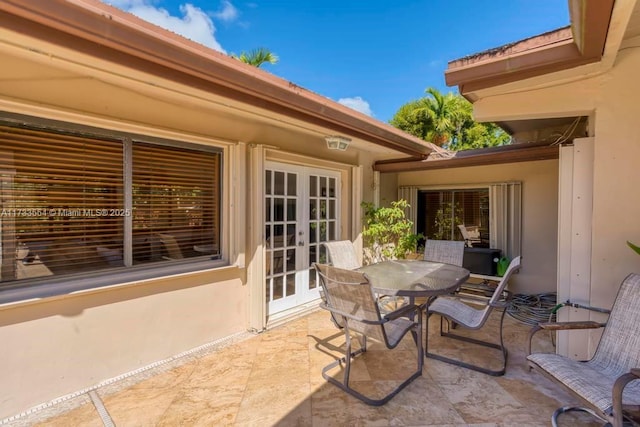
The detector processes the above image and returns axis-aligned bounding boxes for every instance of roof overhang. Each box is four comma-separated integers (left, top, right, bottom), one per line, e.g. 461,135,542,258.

446,0,614,97
0,0,435,158
374,141,559,173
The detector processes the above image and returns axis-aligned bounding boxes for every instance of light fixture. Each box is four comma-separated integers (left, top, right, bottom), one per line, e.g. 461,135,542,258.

324,135,351,151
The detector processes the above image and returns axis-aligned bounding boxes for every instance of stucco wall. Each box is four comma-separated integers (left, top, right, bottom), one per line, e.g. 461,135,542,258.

0,268,246,418
379,172,399,206
590,48,640,308
393,159,559,295
471,45,640,315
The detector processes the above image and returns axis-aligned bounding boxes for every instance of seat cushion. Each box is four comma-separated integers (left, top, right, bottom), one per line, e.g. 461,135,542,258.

528,353,640,414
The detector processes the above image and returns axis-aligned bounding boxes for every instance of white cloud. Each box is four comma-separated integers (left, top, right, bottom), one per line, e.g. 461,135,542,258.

106,1,226,52
213,0,239,22
338,96,373,117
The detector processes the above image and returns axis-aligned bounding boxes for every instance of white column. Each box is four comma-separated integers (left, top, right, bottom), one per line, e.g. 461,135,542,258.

247,144,266,332
557,137,594,359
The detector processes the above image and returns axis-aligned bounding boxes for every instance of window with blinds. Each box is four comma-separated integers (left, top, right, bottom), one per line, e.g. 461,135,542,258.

132,142,219,264
417,189,490,244
0,123,221,284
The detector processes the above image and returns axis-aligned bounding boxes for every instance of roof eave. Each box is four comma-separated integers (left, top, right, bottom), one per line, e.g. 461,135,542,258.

446,0,614,94
0,0,434,157
374,142,559,173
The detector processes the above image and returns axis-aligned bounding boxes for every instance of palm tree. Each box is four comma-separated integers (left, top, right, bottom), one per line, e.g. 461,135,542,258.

232,47,278,68
420,87,465,147
390,88,509,149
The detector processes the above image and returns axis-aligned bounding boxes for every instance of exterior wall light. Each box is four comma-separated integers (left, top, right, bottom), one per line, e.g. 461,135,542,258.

325,135,351,151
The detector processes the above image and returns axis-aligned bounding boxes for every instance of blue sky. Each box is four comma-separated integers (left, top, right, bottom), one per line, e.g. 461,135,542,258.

105,1,569,122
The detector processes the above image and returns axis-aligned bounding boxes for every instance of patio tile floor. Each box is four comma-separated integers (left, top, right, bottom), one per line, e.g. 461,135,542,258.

9,309,602,426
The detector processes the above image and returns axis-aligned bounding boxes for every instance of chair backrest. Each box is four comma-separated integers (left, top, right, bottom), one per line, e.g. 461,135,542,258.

458,225,481,247
314,263,386,343
488,256,521,306
158,233,184,259
423,240,465,266
322,240,360,270
470,256,521,328
590,273,640,374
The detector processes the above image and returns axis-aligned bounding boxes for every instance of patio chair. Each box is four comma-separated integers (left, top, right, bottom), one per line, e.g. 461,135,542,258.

425,256,521,376
527,273,640,427
458,224,482,247
314,263,423,406
322,240,360,270
158,233,184,260
423,239,465,266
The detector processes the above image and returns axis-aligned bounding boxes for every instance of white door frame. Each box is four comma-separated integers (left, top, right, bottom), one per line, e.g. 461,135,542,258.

264,161,341,316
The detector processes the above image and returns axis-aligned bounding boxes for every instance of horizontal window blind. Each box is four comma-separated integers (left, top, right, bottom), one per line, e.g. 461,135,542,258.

418,189,489,243
0,122,222,285
0,125,124,281
132,142,219,263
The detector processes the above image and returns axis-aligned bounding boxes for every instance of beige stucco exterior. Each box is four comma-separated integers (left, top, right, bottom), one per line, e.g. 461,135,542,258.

386,159,559,295
3,0,639,419
0,10,420,418
0,268,245,415
455,0,640,356
469,44,640,310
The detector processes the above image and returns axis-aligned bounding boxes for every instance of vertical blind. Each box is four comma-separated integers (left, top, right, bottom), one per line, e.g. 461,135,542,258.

402,184,522,258
0,124,221,284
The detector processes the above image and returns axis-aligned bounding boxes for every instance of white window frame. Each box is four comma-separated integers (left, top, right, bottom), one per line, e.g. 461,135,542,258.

400,182,522,259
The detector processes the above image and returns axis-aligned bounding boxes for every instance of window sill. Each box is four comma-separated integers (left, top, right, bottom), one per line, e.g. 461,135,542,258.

0,258,233,309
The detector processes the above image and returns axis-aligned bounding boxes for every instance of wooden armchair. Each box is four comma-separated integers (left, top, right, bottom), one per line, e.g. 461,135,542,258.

527,273,640,427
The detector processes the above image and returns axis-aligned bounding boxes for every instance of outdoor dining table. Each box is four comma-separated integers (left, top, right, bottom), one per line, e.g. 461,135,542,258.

357,259,470,304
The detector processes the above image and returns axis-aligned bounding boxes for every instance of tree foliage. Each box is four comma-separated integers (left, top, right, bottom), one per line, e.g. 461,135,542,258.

390,87,510,150
361,200,423,264
231,47,279,68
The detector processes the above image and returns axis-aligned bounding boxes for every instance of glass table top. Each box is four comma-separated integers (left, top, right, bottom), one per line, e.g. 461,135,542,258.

358,259,470,297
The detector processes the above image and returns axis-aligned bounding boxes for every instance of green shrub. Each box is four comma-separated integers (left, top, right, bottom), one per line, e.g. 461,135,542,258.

362,199,423,264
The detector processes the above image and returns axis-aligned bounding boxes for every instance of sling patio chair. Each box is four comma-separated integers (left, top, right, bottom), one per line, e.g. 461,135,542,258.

416,239,466,309
425,256,521,376
314,263,423,406
527,273,640,427
423,239,465,267
322,240,361,270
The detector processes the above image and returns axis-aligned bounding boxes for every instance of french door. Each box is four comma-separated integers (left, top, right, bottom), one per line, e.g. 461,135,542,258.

265,162,341,315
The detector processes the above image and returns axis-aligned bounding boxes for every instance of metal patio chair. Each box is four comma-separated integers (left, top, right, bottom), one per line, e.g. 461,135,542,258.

322,240,361,270
423,239,465,266
527,273,640,427
314,263,423,406
425,256,521,376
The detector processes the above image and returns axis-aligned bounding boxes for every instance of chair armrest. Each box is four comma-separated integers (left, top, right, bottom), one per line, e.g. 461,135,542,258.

489,300,510,309
527,321,605,355
383,304,420,321
613,369,640,427
537,321,605,330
